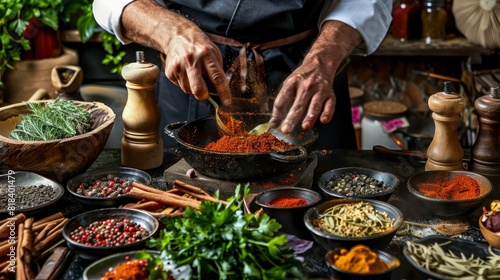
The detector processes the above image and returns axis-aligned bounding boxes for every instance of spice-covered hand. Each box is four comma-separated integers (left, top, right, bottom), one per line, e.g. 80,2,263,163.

269,21,362,133
120,0,231,106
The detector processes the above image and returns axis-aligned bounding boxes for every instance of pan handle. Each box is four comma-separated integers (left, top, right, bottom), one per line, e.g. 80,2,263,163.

269,147,308,163
164,121,187,138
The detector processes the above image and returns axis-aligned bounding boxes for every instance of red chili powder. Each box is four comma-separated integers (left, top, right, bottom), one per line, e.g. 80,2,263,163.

266,197,307,207
205,132,296,153
418,175,480,200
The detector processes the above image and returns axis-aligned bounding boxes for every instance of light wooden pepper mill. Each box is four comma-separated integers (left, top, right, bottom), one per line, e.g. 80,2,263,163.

121,51,163,169
471,86,500,175
425,81,466,171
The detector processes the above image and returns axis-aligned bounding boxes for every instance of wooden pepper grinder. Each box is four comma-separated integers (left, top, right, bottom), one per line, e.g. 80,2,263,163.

425,81,466,171
121,51,163,169
471,86,500,175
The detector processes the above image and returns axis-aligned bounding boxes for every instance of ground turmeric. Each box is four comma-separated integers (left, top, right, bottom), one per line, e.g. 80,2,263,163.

333,244,388,273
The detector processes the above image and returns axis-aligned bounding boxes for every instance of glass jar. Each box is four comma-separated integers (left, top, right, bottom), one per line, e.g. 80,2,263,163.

421,0,447,44
391,0,421,42
361,101,408,150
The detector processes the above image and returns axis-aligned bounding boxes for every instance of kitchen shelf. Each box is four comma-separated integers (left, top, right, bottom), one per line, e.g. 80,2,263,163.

374,36,495,57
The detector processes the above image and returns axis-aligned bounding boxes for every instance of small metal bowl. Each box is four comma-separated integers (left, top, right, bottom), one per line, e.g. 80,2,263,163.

0,171,64,215
67,167,151,208
304,199,404,251
254,187,322,240
318,167,400,202
326,247,400,280
62,208,159,260
407,170,492,217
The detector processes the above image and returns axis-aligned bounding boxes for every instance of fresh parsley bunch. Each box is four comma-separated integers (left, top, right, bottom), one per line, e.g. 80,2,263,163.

145,184,304,280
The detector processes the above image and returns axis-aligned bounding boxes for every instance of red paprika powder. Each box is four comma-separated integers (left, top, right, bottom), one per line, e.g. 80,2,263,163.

205,132,295,153
267,197,307,207
418,175,480,200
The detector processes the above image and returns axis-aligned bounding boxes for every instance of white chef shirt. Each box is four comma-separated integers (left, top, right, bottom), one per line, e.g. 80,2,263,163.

93,0,392,55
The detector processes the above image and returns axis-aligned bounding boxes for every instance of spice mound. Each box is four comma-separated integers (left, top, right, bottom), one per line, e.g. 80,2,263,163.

69,218,149,247
266,197,307,207
332,245,389,274
482,200,500,233
101,259,149,280
75,174,133,198
204,132,296,153
418,175,480,200
314,201,394,237
324,172,392,196
0,184,55,210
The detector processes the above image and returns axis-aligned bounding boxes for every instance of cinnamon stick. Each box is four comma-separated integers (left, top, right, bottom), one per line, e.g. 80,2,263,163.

124,201,165,211
22,218,34,280
32,217,64,232
16,223,25,280
33,221,57,246
173,180,227,205
0,213,26,239
32,218,67,258
131,182,166,195
0,241,13,258
129,188,201,210
173,180,206,194
32,212,64,228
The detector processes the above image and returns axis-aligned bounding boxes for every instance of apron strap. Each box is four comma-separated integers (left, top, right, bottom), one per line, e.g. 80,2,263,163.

207,29,317,93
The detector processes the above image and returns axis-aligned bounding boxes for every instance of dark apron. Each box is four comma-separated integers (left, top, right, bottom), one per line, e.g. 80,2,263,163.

157,0,356,150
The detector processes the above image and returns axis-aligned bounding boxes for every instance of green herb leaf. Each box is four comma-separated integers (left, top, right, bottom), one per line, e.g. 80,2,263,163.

143,183,304,280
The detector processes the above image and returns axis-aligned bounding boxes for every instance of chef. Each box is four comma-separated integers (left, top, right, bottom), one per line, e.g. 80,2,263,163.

93,0,392,149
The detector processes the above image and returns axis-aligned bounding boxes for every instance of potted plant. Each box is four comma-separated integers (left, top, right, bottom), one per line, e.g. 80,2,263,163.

0,0,124,104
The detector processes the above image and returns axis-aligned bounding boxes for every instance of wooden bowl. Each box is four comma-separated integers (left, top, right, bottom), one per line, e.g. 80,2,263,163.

479,214,500,248
0,100,115,182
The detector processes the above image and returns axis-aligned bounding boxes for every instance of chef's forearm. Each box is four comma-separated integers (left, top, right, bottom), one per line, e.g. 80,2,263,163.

302,20,362,78
120,0,194,53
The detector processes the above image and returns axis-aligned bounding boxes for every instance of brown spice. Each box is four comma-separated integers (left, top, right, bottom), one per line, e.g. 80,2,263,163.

205,132,295,153
418,175,480,200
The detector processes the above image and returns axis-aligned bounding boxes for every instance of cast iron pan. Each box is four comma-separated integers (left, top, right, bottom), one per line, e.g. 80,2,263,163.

165,115,318,181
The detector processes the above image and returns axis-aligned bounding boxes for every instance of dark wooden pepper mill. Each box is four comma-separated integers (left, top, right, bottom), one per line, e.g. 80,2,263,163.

425,81,466,171
121,51,163,169
471,86,500,175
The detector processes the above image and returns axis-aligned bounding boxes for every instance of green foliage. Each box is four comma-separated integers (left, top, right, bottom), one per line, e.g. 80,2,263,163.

0,0,62,88
144,184,304,280
0,0,124,89
10,99,91,141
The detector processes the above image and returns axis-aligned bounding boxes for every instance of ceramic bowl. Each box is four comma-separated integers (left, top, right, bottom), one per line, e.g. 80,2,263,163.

303,199,404,251
479,214,500,248
62,208,159,260
407,170,492,217
326,247,400,280
67,167,151,208
0,100,115,182
254,187,322,240
318,167,400,202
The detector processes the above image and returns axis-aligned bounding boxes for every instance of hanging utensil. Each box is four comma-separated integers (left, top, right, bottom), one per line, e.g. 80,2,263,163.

207,96,235,136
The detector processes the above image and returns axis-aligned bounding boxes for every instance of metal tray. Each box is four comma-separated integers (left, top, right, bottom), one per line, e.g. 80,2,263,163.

0,171,64,214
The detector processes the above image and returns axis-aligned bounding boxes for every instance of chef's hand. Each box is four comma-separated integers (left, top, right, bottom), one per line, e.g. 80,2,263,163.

162,25,231,107
269,21,361,133
269,60,336,133
120,0,231,107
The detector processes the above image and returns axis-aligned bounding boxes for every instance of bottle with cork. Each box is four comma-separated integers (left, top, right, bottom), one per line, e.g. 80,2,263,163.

425,81,466,171
121,51,163,169
471,86,500,175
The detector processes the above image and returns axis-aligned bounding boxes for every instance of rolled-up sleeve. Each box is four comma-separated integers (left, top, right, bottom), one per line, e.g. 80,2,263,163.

320,0,393,55
93,0,167,44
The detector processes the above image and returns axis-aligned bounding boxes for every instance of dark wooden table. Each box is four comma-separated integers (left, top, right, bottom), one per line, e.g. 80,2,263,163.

55,148,500,279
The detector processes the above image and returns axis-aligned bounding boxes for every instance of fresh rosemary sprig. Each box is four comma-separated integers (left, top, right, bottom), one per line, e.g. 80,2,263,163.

10,99,91,141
